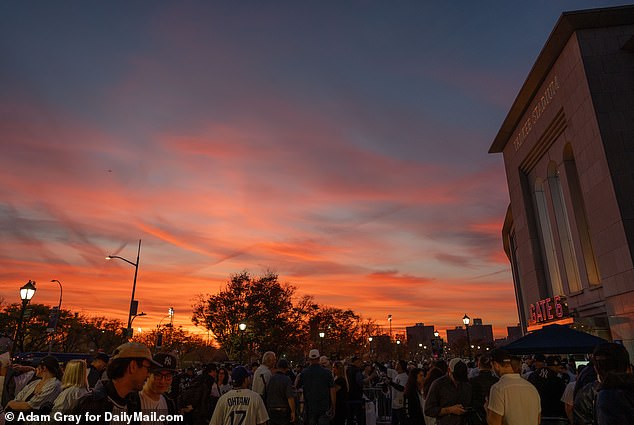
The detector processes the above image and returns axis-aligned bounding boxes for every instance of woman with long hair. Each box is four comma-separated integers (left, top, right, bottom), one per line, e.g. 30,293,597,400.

217,367,231,395
403,368,424,425
51,359,89,414
422,367,444,425
331,361,348,425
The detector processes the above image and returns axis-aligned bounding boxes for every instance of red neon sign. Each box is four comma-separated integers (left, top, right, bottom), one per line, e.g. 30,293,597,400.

529,295,565,324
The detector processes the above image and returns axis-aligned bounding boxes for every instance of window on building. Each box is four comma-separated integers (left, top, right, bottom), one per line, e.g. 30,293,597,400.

563,144,600,285
534,178,564,296
547,162,582,293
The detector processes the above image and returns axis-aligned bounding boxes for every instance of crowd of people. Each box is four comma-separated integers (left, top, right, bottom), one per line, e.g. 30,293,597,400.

1,341,633,425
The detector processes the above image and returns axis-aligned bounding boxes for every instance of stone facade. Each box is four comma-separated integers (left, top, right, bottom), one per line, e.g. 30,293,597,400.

490,6,634,357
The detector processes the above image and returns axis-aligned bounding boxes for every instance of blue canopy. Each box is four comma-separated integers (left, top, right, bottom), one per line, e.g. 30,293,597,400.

501,324,608,354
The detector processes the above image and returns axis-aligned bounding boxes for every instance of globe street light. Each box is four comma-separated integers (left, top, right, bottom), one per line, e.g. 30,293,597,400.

319,331,325,353
239,323,247,363
47,279,63,354
462,314,472,360
12,280,37,354
106,239,142,338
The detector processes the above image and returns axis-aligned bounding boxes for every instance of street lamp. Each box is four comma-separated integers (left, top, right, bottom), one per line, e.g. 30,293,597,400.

462,314,472,360
12,280,37,354
47,279,63,354
131,312,147,326
239,323,247,363
106,239,142,338
319,331,325,353
434,330,439,338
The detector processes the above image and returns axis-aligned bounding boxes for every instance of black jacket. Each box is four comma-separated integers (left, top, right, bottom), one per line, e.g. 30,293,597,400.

469,370,498,425
596,373,634,425
403,389,423,425
73,379,142,425
74,380,178,425
573,380,599,425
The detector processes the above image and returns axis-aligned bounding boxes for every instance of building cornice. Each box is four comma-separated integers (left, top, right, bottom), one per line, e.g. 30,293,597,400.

489,5,634,154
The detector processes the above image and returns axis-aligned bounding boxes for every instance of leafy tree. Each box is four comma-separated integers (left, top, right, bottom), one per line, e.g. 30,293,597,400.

192,271,306,360
0,303,126,354
193,272,380,362
131,325,222,364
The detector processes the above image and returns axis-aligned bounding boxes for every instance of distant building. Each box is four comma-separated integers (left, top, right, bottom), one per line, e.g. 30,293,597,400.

369,334,391,361
489,5,634,356
446,319,494,350
406,323,435,351
446,326,467,348
507,325,523,342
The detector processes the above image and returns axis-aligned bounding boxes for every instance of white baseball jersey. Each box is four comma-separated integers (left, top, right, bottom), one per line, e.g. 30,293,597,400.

209,388,269,425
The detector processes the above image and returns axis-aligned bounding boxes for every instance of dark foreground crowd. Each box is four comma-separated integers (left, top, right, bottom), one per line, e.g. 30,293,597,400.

1,341,632,425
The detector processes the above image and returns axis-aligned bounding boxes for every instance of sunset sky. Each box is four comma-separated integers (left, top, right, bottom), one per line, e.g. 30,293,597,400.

1,1,626,340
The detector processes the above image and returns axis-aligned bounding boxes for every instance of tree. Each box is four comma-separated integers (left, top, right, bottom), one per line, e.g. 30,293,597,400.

0,303,126,353
192,270,306,360
132,326,222,364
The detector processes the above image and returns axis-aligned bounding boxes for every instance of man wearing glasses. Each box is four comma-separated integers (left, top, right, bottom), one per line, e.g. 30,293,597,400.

74,342,160,424
137,352,179,425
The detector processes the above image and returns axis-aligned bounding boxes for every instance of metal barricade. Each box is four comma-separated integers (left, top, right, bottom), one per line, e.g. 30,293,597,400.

363,387,391,425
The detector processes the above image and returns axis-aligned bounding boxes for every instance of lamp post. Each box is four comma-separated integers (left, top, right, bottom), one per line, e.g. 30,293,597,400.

239,323,247,364
462,314,472,360
106,239,142,339
47,279,63,354
319,331,325,354
433,330,441,358
131,312,147,326
368,337,373,356
12,280,37,354
168,307,175,345
388,314,393,359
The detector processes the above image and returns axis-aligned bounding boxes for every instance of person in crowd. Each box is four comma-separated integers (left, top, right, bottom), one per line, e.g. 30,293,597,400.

574,343,632,425
265,359,296,425
136,352,179,424
210,366,269,425
594,343,634,425
5,355,62,415
573,358,596,401
217,367,232,395
422,367,444,425
87,353,109,389
253,352,276,400
74,342,159,424
178,363,219,425
51,359,89,415
468,354,498,425
345,356,365,425
523,354,545,379
561,364,584,423
363,362,379,387
467,357,479,380
433,360,448,375
320,356,331,369
385,360,408,425
1,355,35,407
403,368,424,425
424,358,472,425
331,361,347,425
528,355,567,420
298,349,336,425
486,349,540,425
